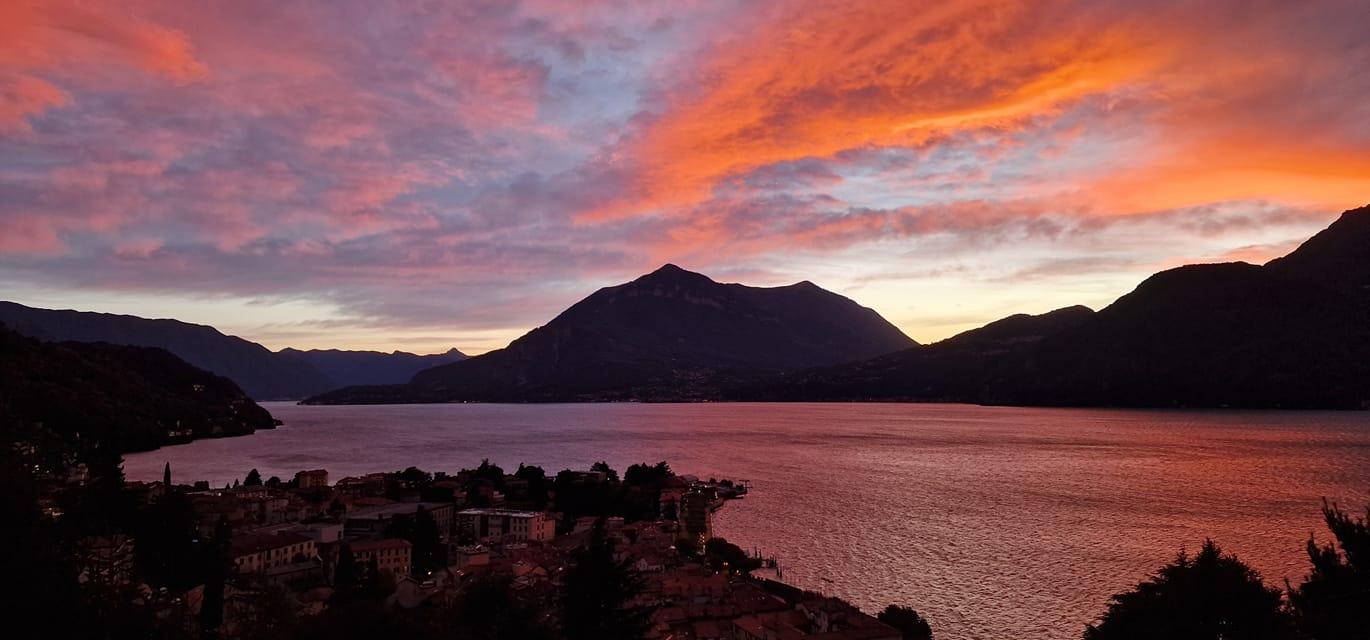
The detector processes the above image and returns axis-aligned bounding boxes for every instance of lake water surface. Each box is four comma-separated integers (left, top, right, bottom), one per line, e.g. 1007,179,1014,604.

123,403,1370,640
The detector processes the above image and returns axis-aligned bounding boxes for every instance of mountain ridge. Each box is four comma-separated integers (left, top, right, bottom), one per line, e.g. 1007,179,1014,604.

0,324,278,454
0,301,465,399
308,265,917,403
736,204,1370,409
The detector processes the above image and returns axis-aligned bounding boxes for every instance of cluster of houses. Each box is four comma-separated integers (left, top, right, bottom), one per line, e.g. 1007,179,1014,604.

104,465,899,639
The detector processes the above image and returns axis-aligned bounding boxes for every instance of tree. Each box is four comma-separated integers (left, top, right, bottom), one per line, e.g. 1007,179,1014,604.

229,585,297,640
448,575,556,640
674,536,699,558
295,602,432,640
132,490,206,590
561,521,652,640
395,466,432,489
1084,540,1294,640
331,544,360,605
386,507,445,578
55,447,135,537
244,468,262,486
703,537,761,575
1288,500,1370,639
0,428,86,640
514,464,551,509
591,461,619,482
472,459,505,487
624,461,672,486
465,459,506,507
200,518,232,636
878,605,933,640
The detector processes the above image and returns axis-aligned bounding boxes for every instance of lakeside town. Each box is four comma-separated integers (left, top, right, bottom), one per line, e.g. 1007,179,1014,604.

43,455,925,640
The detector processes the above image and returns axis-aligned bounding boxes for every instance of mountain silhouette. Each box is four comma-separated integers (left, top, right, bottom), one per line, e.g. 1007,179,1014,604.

307,264,916,403
0,302,464,399
0,324,276,453
739,205,1370,409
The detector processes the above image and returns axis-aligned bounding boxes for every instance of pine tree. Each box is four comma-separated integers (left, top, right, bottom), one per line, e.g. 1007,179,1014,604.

561,520,652,640
878,605,933,640
200,518,231,636
1288,500,1370,639
331,544,359,605
1085,540,1294,640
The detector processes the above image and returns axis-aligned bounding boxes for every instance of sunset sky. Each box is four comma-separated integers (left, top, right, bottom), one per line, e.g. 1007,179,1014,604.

3,0,1369,354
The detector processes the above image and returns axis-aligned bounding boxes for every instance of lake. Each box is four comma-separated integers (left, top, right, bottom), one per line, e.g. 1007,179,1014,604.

123,402,1370,640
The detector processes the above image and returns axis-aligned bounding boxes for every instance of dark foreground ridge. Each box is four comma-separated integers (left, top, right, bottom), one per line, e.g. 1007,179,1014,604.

0,323,277,454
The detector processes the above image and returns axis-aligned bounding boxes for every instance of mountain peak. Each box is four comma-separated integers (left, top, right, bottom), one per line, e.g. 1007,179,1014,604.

634,263,716,286
1265,203,1370,293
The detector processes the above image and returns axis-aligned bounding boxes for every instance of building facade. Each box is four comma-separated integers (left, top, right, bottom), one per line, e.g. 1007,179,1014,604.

350,538,412,578
456,508,556,542
295,469,329,489
230,532,316,574
345,502,455,539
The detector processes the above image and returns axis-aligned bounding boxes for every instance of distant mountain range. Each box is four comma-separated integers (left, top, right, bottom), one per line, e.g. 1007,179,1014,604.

0,302,465,400
735,205,1370,409
306,263,917,403
10,205,1369,410
0,324,277,454
310,205,1370,409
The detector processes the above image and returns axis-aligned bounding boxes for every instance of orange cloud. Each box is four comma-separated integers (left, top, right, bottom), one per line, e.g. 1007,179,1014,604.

0,1,207,80
583,0,1163,221
0,74,68,130
580,0,1370,230
0,1,207,129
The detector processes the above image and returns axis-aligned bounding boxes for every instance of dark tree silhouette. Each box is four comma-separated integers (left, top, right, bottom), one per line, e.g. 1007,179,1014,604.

878,605,934,640
514,463,551,509
395,466,432,489
624,461,672,486
244,468,262,486
231,585,298,640
0,430,85,640
386,506,445,578
448,575,556,640
200,518,232,636
703,537,761,575
132,490,205,590
56,449,135,537
591,461,619,482
295,602,433,640
1084,540,1294,640
331,543,360,605
561,521,652,640
471,459,504,487
1288,500,1370,639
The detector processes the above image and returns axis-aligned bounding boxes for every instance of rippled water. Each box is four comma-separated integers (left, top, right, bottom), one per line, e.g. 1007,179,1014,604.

123,403,1370,640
